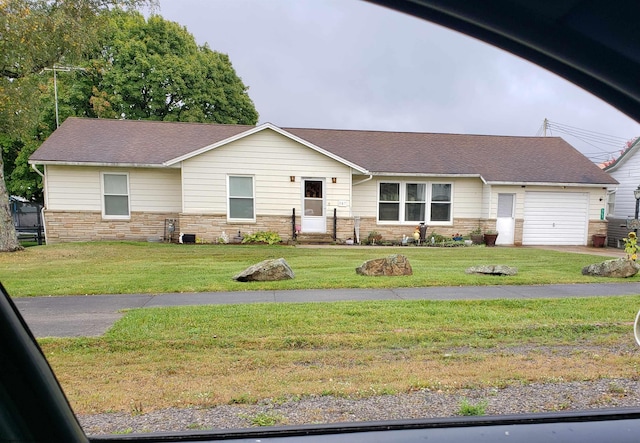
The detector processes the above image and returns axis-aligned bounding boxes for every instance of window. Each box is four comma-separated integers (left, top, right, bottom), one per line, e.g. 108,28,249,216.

378,182,400,221
430,183,451,222
378,182,451,223
102,173,129,218
607,190,615,216
405,183,426,221
228,175,255,220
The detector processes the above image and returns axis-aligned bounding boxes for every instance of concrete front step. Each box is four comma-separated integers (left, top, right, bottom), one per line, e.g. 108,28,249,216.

295,233,336,244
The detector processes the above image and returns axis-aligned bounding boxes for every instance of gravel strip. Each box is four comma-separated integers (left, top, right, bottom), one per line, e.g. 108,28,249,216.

79,378,640,436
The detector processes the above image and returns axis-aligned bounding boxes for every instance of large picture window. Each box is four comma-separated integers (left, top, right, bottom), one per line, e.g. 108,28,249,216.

228,175,255,220
102,173,130,218
378,181,452,223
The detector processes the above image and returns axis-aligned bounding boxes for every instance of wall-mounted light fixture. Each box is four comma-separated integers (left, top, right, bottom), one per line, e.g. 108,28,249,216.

331,177,337,183
290,176,295,182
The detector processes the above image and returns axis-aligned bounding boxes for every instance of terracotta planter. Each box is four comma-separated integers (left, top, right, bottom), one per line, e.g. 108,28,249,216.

484,233,498,247
592,234,606,248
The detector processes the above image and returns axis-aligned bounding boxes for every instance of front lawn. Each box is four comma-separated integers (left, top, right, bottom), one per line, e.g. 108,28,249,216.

0,242,634,296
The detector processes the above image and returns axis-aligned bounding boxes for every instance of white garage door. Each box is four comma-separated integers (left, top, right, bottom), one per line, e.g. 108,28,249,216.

523,192,588,245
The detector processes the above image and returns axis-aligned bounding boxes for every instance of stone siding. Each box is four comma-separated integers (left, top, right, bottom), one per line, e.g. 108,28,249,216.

44,210,179,244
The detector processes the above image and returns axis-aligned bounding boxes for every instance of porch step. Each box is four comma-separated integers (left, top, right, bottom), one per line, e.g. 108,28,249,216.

294,233,336,245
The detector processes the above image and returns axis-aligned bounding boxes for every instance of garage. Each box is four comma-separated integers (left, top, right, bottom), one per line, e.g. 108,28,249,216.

523,192,589,245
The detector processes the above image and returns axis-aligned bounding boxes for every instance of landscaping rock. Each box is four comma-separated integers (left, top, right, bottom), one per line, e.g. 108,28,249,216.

581,258,640,278
233,258,295,282
356,254,412,276
465,265,518,276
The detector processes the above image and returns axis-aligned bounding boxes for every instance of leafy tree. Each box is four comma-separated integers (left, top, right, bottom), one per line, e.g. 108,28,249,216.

5,10,259,208
74,10,259,124
0,0,153,252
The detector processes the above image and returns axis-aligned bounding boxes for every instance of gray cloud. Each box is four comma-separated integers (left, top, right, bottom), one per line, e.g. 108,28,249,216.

157,0,639,161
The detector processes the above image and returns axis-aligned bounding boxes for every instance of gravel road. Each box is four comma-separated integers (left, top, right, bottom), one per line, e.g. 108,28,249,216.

79,378,640,436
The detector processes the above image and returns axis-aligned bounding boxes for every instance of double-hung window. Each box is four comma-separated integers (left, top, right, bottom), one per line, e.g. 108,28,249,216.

102,173,130,218
378,181,452,223
430,183,452,222
228,175,255,221
378,183,400,221
405,183,426,222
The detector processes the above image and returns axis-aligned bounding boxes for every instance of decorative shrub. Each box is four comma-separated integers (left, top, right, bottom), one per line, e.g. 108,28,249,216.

241,231,282,245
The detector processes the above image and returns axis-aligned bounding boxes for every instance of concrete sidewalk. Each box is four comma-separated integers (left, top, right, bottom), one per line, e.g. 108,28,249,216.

13,282,640,338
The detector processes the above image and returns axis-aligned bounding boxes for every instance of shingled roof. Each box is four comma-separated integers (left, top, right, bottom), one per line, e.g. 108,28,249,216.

30,117,617,185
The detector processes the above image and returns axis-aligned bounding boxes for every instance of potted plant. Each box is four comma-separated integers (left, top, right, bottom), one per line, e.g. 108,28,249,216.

469,227,484,245
483,230,498,247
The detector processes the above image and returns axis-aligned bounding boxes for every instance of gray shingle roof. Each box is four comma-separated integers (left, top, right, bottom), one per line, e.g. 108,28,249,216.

30,117,617,185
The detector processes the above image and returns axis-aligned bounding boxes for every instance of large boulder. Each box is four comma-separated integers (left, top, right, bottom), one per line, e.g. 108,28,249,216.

233,258,295,282
581,258,640,278
356,254,413,276
465,264,518,276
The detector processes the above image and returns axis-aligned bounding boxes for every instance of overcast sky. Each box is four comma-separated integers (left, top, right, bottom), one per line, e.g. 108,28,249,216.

156,0,639,163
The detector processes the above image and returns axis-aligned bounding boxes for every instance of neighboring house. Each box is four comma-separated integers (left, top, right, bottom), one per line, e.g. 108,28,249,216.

29,117,617,246
603,137,640,248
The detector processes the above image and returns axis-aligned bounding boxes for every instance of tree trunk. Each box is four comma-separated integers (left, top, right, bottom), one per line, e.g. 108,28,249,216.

0,157,23,252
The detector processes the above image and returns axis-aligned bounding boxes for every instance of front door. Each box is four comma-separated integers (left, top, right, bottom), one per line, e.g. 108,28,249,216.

301,179,326,233
496,193,515,245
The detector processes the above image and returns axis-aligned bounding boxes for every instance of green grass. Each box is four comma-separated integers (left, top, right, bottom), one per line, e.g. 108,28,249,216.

40,296,640,414
0,242,634,296
5,241,640,416
458,398,488,416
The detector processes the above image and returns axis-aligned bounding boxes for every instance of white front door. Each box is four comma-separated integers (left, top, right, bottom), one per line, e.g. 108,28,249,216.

301,179,326,233
496,193,515,245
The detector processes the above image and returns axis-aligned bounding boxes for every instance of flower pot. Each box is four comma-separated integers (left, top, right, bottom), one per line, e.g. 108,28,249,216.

484,233,498,247
470,233,484,245
592,234,606,248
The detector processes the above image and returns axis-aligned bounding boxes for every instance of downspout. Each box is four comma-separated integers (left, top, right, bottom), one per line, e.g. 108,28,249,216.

353,174,373,186
31,164,47,243
351,174,372,244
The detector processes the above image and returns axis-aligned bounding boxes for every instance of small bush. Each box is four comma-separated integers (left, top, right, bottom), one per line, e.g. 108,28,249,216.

458,398,488,416
241,231,282,245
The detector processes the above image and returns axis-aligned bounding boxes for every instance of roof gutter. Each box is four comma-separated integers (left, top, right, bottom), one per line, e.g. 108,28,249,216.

28,160,170,168
484,181,616,187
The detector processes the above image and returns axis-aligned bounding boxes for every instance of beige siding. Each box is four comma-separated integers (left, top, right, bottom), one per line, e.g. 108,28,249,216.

46,166,102,211
129,168,182,212
182,129,352,217
45,165,181,213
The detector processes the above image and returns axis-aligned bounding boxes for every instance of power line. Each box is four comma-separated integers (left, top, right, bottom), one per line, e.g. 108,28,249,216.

539,118,636,162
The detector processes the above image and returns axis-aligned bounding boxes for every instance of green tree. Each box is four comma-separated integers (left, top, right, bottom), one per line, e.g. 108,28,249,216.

4,9,259,209
0,0,153,252
75,10,258,124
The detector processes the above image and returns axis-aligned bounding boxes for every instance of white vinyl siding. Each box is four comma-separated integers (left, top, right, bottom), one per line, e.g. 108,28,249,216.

523,191,588,245
228,175,255,221
102,173,130,218
181,129,352,217
44,166,181,212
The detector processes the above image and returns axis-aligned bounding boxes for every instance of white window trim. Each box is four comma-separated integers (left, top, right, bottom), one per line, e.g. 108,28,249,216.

377,180,453,225
101,172,130,220
227,175,256,222
430,182,453,224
